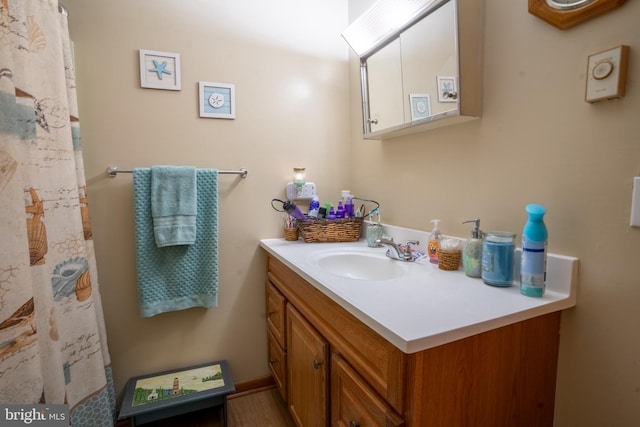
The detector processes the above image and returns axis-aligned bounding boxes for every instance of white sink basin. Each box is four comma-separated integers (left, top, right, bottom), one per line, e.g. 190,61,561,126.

308,247,409,281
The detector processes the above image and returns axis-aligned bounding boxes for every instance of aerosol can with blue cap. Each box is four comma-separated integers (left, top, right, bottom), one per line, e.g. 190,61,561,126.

520,204,548,297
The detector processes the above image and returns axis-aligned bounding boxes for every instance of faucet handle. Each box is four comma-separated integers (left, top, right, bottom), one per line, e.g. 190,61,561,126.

402,240,420,259
405,240,420,250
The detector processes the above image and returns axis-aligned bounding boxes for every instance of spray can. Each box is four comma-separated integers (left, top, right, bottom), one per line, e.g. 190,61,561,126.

308,196,320,218
520,204,548,297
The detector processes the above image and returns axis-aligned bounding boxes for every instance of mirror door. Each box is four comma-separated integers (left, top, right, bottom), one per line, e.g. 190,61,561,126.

361,0,471,139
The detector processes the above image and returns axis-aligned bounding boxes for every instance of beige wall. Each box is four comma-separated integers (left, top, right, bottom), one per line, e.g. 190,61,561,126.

65,0,350,401
349,1,640,426
66,0,640,425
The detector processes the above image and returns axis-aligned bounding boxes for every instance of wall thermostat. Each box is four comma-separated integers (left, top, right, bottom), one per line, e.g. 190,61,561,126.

585,45,629,103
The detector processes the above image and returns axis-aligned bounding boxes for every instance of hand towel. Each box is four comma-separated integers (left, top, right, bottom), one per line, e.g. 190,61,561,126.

133,168,219,317
151,165,197,247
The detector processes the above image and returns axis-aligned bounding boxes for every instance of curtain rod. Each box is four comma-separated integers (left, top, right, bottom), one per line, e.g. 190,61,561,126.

106,166,248,179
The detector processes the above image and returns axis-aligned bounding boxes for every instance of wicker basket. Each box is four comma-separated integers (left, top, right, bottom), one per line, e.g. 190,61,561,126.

297,217,363,243
438,249,462,271
283,227,299,241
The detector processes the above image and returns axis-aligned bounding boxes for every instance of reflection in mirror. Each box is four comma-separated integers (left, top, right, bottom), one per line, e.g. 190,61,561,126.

362,0,458,137
347,0,484,140
400,1,457,121
342,0,446,57
366,39,403,132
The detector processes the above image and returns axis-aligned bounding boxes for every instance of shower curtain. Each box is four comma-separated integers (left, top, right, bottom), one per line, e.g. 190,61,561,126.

0,1,116,425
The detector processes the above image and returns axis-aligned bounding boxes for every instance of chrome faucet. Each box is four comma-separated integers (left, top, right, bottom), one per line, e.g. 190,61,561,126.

375,238,420,262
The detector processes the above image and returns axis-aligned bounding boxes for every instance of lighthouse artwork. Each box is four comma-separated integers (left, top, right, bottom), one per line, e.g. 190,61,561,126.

131,363,224,407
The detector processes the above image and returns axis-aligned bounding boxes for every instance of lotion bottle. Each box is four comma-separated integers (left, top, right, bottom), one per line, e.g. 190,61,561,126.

336,200,345,218
462,219,483,278
520,204,548,297
308,196,320,218
341,190,354,217
427,219,442,264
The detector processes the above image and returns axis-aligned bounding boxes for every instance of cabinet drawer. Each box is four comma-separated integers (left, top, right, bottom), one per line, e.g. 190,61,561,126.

266,279,286,349
267,329,287,401
331,354,405,427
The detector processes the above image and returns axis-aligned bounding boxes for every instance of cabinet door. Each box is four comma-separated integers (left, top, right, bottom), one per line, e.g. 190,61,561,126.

266,280,287,349
268,329,287,401
331,354,405,427
287,303,328,427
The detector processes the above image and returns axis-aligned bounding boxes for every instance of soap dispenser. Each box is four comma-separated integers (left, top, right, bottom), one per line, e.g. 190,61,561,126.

427,219,442,264
462,219,483,278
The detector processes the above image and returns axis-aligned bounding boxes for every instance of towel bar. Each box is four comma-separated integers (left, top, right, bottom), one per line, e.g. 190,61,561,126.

106,165,248,178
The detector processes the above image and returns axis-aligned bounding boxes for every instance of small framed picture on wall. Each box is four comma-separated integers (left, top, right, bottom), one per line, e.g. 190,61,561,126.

409,94,431,121
437,76,457,103
199,81,236,119
139,49,181,91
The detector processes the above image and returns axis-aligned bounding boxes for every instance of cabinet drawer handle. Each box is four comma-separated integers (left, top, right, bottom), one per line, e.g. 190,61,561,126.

267,310,276,317
313,359,322,369
269,359,278,366
349,421,360,427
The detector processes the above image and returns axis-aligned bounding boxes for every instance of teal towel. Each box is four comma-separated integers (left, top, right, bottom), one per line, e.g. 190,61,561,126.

133,168,219,318
151,165,197,247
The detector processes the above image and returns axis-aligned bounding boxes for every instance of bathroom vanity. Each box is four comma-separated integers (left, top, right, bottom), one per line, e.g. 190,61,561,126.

260,237,577,427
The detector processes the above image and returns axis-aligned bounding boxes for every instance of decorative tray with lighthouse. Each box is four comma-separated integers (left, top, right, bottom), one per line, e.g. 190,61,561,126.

118,360,235,426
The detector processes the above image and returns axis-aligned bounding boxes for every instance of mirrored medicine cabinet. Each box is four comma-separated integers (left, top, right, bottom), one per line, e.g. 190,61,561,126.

344,0,485,140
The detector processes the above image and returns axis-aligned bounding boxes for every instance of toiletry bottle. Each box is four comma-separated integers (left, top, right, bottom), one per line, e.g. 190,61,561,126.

520,204,548,297
427,219,442,264
327,206,336,219
336,200,345,218
345,195,354,217
308,196,320,218
341,190,354,217
462,219,483,278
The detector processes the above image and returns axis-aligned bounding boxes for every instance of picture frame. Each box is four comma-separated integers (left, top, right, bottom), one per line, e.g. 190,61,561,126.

199,81,236,119
409,94,431,121
437,75,457,103
139,49,181,91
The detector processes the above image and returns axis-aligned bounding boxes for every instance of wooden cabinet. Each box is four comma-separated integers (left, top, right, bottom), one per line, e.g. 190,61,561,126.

266,280,286,348
266,281,287,400
267,255,405,413
287,304,328,427
265,255,561,427
331,353,404,427
267,329,287,400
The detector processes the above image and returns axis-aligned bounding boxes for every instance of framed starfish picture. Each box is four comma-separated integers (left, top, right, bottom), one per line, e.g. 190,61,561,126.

139,49,181,91
437,75,457,103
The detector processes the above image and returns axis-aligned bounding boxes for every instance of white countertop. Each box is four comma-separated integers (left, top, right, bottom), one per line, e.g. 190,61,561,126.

260,227,578,354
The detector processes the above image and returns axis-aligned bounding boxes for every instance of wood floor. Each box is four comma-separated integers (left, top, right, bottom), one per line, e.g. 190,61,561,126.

122,388,296,427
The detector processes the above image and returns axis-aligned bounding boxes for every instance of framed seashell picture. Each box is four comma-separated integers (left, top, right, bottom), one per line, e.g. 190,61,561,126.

139,49,182,91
